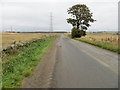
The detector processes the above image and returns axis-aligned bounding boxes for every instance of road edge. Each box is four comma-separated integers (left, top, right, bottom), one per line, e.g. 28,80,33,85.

20,38,58,88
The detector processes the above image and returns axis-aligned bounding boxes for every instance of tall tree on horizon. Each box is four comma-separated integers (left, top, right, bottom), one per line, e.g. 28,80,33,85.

67,4,96,38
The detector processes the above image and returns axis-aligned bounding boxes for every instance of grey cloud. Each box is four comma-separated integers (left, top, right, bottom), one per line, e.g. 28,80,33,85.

1,1,118,32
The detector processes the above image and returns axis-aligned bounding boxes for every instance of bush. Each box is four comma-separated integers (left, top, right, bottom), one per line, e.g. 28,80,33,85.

72,28,86,38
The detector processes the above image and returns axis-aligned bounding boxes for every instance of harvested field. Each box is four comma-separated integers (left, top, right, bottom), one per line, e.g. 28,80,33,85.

75,32,119,53
81,33,118,46
1,32,58,49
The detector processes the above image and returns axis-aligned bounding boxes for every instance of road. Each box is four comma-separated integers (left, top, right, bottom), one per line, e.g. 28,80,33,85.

53,35,118,88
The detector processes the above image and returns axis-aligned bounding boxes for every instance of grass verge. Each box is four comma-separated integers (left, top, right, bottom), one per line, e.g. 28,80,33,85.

2,36,56,88
75,38,120,54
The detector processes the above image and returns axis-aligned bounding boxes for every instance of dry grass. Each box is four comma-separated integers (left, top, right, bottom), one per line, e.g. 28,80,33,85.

64,32,119,46
64,33,71,37
81,33,118,46
65,32,119,53
1,32,59,49
74,32,119,53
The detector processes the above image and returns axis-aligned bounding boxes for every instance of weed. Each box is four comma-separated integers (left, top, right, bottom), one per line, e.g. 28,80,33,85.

75,38,120,53
2,36,56,88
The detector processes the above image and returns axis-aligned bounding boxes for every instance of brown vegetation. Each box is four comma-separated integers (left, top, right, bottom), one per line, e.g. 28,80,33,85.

81,33,118,46
1,32,59,49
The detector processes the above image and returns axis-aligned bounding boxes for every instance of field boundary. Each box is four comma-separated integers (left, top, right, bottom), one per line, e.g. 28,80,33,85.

74,38,120,54
2,36,57,88
21,38,58,88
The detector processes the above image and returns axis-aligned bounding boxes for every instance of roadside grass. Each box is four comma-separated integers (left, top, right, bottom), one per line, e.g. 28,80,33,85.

75,38,120,54
2,36,56,88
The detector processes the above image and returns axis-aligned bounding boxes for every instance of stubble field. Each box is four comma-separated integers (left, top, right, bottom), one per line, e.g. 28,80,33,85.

75,32,120,53
1,32,59,88
1,32,56,49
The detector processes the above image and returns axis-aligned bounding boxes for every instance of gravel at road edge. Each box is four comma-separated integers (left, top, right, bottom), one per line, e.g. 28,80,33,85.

20,39,58,88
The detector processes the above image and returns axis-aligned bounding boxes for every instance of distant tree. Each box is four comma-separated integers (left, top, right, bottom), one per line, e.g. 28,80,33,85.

71,28,86,38
67,4,96,38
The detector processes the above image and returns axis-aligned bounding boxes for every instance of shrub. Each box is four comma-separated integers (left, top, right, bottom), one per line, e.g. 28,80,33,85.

72,28,86,38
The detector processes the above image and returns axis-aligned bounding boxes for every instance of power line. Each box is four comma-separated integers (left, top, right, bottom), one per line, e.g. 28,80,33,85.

50,12,53,32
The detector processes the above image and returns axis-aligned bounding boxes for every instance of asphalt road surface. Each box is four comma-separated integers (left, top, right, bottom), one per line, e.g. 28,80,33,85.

54,35,118,88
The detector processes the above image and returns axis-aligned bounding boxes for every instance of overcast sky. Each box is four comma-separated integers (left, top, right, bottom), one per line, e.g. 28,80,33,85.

0,0,119,32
